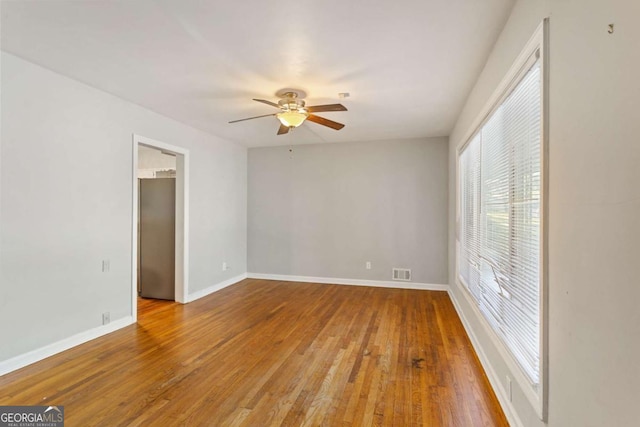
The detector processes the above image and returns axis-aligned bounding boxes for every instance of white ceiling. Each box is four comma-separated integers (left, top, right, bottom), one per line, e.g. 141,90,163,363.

1,0,514,147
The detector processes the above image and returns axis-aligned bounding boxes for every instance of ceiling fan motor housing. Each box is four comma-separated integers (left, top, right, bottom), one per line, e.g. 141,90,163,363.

278,95,306,112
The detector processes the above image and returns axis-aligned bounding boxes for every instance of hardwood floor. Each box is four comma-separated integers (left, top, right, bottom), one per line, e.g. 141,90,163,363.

0,279,508,426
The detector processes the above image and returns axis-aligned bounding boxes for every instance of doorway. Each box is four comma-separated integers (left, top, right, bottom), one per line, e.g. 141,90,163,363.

131,134,189,322
138,147,175,300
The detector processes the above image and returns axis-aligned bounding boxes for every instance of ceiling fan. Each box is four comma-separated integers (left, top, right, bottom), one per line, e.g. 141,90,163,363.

229,89,347,135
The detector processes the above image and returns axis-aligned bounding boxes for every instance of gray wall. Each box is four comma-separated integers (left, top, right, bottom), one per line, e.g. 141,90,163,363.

448,0,640,425
0,52,247,362
248,138,448,285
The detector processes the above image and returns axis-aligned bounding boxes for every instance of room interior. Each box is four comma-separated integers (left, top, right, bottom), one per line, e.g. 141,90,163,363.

1,0,639,426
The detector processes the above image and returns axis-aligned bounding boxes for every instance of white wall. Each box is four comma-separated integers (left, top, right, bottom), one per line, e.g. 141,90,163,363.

248,138,448,285
0,52,247,362
448,0,640,425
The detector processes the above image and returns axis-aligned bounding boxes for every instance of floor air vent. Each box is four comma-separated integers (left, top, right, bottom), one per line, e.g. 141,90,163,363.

392,268,411,281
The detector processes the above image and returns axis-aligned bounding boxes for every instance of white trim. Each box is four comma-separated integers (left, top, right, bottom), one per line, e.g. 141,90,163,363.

247,273,449,292
454,19,548,420
539,17,550,422
447,290,524,427
0,316,134,377
132,139,139,320
185,273,248,303
175,152,190,303
132,134,190,319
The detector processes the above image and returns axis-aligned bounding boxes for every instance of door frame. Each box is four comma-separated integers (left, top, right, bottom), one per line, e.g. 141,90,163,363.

131,134,189,321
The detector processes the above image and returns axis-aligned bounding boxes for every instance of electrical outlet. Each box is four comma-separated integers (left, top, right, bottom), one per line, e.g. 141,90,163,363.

102,260,110,272
507,376,512,401
102,312,110,325
222,262,228,271
365,261,372,270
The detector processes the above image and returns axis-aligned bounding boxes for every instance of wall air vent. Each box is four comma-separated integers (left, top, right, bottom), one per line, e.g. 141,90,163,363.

392,268,411,282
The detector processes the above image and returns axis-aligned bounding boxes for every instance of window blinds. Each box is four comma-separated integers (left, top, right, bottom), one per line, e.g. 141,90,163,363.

458,58,542,385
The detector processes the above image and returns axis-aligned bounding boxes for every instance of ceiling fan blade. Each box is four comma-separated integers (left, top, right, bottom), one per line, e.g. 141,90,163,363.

253,98,281,108
228,113,276,123
306,114,345,130
306,103,348,113
277,123,290,135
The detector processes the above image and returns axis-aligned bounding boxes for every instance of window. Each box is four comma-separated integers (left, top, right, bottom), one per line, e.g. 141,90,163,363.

457,21,546,418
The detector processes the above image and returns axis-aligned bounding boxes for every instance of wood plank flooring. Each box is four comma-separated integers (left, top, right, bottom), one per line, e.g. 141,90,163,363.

0,279,508,426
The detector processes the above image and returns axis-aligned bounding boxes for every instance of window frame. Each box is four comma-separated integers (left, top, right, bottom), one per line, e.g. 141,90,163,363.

455,19,548,420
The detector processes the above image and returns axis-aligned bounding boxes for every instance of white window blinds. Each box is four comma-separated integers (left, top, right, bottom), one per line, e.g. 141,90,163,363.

458,56,542,385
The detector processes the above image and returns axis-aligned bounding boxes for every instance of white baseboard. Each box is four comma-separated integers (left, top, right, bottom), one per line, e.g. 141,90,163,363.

247,273,449,292
185,273,248,303
0,316,134,378
0,274,248,378
447,289,524,427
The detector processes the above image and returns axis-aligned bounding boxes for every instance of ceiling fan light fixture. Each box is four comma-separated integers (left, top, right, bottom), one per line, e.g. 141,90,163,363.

276,110,308,128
